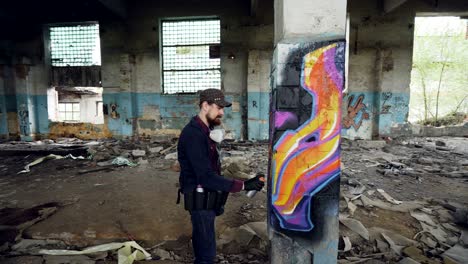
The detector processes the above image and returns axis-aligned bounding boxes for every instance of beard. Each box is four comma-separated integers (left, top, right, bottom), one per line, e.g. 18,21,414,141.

206,114,222,127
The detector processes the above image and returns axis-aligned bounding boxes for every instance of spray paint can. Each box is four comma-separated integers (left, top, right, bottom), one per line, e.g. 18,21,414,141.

246,176,265,198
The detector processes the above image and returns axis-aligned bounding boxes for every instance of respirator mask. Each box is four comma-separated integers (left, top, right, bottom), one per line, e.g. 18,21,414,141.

209,129,225,143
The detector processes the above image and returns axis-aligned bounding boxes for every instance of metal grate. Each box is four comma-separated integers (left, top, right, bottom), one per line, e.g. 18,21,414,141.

161,19,221,94
50,24,101,67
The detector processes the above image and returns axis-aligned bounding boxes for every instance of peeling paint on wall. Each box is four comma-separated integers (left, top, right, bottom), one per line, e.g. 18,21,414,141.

102,92,244,139
49,122,112,140
7,112,19,136
341,91,409,139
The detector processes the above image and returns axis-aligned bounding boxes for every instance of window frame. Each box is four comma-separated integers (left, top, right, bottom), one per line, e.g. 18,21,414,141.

58,102,81,122
159,17,221,94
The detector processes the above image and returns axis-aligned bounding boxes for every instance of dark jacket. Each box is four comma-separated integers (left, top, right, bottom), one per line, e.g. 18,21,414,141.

178,116,234,193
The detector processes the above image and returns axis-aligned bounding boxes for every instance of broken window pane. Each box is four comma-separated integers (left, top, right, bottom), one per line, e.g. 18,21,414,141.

49,23,101,67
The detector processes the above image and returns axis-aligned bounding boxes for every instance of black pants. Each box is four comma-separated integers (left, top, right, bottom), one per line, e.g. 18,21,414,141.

191,210,216,264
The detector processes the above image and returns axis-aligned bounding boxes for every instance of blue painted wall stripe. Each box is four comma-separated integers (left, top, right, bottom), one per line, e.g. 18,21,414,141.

248,91,269,140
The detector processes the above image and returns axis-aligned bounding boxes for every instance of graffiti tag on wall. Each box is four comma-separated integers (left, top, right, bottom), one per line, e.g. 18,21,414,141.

343,94,369,130
18,104,29,135
271,43,343,231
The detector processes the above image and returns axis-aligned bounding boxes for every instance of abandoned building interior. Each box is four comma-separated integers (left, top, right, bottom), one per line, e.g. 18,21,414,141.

0,0,467,263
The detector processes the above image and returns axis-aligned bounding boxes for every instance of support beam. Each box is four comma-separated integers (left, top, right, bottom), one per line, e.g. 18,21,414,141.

250,0,259,18
384,0,408,13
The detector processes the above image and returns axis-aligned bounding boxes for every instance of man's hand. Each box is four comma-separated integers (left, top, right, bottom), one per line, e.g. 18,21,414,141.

244,173,265,191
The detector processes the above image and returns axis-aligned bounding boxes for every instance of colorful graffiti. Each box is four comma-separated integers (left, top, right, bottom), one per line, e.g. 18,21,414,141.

343,94,369,130
274,111,298,130
271,43,343,231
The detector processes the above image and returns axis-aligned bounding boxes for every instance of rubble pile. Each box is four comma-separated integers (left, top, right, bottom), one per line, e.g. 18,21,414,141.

339,181,468,263
148,221,269,264
0,136,466,264
221,142,269,180
339,136,468,264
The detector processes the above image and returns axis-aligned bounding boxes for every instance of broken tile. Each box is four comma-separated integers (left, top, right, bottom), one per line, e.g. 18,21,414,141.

420,222,449,243
402,246,438,264
460,228,468,246
360,195,423,212
148,147,163,154
443,244,468,264
382,233,404,255
132,149,146,157
376,238,389,253
164,152,177,160
377,189,402,205
339,216,369,240
342,236,352,252
420,235,438,248
350,185,366,195
410,210,437,226
398,257,420,264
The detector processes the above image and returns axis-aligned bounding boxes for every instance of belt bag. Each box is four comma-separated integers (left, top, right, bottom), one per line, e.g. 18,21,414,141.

183,190,228,211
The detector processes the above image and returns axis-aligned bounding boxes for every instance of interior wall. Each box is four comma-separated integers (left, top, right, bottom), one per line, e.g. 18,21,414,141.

344,0,414,139
0,0,274,140
345,0,468,139
100,0,274,139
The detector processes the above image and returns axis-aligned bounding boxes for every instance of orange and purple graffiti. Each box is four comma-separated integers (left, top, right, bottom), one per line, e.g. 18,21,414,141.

272,44,343,231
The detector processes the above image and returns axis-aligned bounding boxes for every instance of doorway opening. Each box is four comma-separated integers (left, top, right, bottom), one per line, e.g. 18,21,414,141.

409,16,468,126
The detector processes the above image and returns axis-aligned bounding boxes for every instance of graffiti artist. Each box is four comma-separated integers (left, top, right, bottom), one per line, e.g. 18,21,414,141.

177,88,265,264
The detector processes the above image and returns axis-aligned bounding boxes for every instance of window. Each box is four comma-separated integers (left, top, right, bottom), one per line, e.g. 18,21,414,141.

96,101,103,117
58,103,80,122
161,19,221,94
50,23,101,66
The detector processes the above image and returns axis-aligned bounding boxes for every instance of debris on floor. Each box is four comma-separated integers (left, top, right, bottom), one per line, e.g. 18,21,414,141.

0,136,466,263
338,136,468,263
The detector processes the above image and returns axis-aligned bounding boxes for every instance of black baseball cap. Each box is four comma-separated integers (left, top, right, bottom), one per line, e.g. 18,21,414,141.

199,89,232,107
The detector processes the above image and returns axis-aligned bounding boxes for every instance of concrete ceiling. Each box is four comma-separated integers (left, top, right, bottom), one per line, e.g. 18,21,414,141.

0,0,125,40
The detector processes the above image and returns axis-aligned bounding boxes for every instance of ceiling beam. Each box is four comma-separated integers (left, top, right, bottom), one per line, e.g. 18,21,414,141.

384,0,408,13
97,0,127,19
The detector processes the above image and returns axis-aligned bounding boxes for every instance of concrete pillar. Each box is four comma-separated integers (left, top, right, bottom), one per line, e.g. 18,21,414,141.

0,64,8,139
269,0,347,263
13,57,36,141
102,53,136,138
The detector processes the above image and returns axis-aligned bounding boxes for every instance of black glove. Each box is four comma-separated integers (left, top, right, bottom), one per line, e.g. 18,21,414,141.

244,173,265,191
215,205,225,216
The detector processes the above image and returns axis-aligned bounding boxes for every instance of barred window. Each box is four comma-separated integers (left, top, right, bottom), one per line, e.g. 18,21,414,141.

50,23,101,67
161,19,221,94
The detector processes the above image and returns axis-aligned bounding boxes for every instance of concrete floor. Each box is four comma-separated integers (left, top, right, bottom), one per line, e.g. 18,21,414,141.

0,136,467,263
0,158,267,248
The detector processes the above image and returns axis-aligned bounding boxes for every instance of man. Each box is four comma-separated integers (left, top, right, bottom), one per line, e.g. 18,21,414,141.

177,88,265,264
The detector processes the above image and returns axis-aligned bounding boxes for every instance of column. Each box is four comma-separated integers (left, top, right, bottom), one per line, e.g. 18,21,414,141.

269,0,347,263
